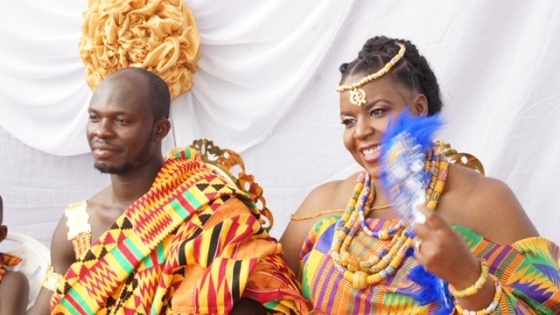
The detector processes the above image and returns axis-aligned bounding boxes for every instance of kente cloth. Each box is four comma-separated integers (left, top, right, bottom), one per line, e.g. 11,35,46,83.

301,216,560,315
50,147,310,315
0,252,23,283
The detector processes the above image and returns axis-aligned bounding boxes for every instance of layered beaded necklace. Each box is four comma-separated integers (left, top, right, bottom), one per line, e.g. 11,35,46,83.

329,147,449,289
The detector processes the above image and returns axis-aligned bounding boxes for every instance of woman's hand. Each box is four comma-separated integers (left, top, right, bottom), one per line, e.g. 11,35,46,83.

412,206,480,288
412,206,498,311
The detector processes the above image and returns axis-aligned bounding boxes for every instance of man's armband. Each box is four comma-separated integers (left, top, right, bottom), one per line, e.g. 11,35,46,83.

40,265,64,292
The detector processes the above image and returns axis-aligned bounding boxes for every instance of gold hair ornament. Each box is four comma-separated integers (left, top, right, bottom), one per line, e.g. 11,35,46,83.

336,43,406,106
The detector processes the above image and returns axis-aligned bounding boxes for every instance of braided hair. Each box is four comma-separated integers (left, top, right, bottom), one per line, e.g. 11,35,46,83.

339,36,442,116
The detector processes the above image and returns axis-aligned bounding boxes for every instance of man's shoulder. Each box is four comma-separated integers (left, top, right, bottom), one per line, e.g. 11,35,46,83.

64,186,111,214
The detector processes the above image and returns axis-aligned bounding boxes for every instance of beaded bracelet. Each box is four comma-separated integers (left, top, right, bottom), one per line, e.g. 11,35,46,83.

449,259,489,298
455,275,502,315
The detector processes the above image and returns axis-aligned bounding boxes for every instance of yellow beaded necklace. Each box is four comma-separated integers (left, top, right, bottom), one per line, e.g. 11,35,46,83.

329,147,449,289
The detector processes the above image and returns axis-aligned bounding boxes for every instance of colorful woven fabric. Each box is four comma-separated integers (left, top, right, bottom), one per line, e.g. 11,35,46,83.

0,252,23,283
50,147,309,315
301,216,560,314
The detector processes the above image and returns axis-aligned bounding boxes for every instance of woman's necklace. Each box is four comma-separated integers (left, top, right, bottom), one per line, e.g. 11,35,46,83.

329,147,448,289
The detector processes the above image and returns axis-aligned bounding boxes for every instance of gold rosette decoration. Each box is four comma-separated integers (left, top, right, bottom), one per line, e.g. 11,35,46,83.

79,0,200,100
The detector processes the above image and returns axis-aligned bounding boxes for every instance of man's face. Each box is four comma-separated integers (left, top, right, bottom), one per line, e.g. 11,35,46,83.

86,76,156,175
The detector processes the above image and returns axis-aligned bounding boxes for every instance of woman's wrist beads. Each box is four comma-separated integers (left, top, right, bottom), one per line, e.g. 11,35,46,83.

449,259,490,298
454,275,502,315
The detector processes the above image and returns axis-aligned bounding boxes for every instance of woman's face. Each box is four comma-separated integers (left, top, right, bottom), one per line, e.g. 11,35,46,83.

339,74,428,178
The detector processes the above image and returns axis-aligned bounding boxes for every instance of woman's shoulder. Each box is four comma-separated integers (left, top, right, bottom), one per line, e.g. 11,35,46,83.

280,173,359,274
442,163,539,244
293,172,359,218
446,163,520,210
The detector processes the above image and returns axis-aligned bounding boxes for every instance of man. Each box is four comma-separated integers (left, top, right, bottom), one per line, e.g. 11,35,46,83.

29,68,309,314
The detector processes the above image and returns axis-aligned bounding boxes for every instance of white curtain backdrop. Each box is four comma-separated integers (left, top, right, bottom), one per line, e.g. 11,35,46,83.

1,0,559,247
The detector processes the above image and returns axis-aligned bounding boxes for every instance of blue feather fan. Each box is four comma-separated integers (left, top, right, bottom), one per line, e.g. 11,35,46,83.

379,108,453,314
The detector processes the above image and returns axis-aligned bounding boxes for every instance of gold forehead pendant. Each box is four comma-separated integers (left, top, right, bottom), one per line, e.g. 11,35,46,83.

336,43,406,106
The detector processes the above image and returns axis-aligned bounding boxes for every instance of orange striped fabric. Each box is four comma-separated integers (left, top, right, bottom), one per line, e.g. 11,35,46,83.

0,252,23,283
51,147,310,314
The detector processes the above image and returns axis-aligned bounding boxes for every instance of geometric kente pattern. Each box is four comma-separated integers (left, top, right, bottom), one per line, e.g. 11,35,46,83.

301,216,560,314
50,147,310,314
0,252,23,283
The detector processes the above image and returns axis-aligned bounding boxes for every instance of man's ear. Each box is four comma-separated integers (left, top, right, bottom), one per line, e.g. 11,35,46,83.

411,94,429,116
0,225,7,243
153,118,171,142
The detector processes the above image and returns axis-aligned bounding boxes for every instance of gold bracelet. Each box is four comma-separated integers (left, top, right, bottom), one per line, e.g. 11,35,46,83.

40,265,64,292
449,259,489,298
455,275,502,315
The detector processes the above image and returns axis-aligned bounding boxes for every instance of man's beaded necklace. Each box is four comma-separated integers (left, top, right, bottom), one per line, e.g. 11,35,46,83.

329,147,449,289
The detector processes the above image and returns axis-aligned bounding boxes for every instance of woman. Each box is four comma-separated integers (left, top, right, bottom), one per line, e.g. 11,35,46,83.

280,36,560,314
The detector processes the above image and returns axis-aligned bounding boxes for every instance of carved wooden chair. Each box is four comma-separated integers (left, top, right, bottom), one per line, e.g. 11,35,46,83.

436,141,485,175
188,139,273,230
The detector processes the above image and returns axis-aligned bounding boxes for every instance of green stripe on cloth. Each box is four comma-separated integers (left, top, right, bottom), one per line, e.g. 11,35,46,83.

61,292,95,315
171,199,189,218
184,190,202,209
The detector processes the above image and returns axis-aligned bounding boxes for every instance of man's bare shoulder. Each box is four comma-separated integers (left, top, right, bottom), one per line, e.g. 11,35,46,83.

86,186,112,207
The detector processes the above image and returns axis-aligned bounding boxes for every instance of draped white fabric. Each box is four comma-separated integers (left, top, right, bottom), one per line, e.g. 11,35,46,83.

1,0,559,247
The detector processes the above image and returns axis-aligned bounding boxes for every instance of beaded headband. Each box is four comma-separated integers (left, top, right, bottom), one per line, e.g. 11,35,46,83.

336,42,406,106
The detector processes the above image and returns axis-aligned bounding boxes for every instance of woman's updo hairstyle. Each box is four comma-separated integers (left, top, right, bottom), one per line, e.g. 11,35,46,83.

339,36,442,116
